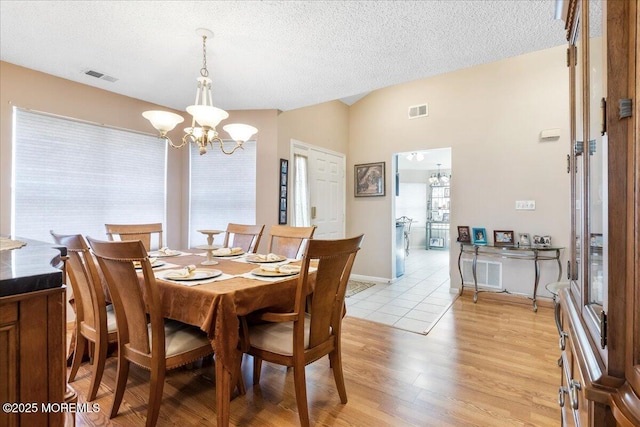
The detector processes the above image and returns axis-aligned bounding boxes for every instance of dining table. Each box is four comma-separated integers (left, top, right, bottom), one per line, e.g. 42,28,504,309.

143,248,314,427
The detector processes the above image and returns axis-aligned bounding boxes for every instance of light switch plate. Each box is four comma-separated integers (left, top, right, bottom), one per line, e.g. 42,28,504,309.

516,200,536,210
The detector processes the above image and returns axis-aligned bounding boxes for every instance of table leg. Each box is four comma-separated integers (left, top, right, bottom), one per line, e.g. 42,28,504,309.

458,244,464,296
216,356,232,427
532,251,540,312
472,246,479,303
555,249,562,282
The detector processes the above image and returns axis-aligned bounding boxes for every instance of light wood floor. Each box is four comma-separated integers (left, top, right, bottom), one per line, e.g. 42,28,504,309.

70,294,560,426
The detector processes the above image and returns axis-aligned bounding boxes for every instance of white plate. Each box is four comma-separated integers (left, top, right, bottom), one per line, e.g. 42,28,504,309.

250,267,299,277
245,254,287,263
134,261,165,269
212,250,245,257
162,269,222,281
148,250,183,258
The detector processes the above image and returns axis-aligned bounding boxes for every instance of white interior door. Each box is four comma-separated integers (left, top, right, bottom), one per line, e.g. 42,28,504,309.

291,140,345,239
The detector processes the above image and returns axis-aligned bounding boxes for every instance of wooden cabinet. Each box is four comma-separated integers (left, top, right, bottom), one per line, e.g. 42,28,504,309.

558,1,639,425
0,240,68,427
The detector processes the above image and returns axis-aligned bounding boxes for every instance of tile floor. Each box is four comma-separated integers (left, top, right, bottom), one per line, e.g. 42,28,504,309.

345,248,456,334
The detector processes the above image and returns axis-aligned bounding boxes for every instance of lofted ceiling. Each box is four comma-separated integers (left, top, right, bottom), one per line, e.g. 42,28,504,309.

0,1,568,113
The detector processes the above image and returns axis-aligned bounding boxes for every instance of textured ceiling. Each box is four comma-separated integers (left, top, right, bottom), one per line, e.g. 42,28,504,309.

0,1,568,112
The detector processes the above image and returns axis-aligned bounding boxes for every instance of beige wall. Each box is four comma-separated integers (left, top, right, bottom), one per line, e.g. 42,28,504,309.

0,61,279,249
277,100,350,155
348,45,570,293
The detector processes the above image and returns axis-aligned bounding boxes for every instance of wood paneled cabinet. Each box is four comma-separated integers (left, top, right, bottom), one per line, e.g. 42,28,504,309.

0,288,66,427
0,241,71,427
558,0,639,426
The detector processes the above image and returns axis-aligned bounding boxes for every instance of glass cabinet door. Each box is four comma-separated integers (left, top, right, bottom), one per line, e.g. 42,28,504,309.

570,3,583,287
585,0,605,312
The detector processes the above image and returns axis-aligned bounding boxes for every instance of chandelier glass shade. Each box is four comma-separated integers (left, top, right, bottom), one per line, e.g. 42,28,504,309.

143,28,257,155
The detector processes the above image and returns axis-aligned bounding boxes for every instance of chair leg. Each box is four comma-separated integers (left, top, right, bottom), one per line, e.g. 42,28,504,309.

110,356,129,419
88,341,95,364
68,334,86,382
252,356,262,385
87,337,108,401
146,366,165,427
329,349,348,404
233,355,246,396
293,361,310,427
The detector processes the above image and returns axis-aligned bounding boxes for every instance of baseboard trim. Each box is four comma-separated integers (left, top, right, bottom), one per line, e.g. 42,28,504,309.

458,290,554,309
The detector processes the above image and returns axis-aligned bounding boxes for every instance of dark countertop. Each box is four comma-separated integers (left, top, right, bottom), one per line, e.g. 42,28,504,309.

0,237,64,298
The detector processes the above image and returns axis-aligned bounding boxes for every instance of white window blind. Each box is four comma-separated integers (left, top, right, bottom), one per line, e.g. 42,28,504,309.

189,141,256,247
12,108,166,243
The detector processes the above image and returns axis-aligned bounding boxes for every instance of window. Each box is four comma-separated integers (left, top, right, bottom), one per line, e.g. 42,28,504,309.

12,108,166,242
188,141,256,247
292,153,310,226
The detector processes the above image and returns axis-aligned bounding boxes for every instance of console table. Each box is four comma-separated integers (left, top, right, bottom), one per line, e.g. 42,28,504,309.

457,243,563,311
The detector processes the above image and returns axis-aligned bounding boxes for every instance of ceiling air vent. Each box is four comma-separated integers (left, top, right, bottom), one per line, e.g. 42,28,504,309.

83,69,118,83
408,103,428,119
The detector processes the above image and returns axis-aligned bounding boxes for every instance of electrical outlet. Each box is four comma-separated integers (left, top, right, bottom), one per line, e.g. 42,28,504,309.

516,200,536,210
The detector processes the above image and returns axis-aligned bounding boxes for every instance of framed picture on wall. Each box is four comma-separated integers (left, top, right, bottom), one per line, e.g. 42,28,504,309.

279,159,288,224
355,162,385,197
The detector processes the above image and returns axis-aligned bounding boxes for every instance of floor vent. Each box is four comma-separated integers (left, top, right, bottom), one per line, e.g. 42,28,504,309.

408,103,428,119
83,69,118,83
461,259,502,289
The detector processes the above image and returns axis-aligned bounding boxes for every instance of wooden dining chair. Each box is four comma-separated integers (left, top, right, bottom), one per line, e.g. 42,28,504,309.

267,225,316,259
87,237,214,427
222,223,265,253
50,231,118,402
104,223,163,252
241,234,364,427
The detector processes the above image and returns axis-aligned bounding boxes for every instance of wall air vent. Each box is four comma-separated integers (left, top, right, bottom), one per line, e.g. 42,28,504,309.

461,259,502,289
408,103,428,119
83,69,118,83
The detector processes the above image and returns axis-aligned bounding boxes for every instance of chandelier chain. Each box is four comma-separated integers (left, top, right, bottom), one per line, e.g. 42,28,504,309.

200,35,209,78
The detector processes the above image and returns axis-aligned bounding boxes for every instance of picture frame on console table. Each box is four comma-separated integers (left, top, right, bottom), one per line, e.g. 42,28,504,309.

518,233,531,247
493,230,514,246
472,227,487,245
429,237,445,248
457,226,471,243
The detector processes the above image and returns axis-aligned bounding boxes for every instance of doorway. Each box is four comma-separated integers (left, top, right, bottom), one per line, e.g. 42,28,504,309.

290,139,346,239
394,148,451,279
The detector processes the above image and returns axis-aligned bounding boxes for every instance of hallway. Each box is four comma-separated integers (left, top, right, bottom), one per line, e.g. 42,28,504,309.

345,248,455,334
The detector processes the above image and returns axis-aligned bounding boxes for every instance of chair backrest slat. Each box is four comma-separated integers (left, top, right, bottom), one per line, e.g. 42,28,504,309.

223,223,265,253
105,223,163,252
267,225,316,259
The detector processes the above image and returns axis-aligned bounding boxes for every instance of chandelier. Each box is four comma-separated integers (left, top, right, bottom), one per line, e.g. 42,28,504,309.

143,28,257,155
429,163,450,186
